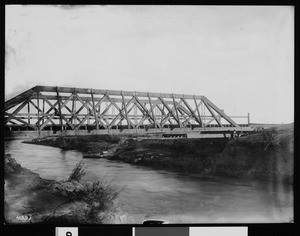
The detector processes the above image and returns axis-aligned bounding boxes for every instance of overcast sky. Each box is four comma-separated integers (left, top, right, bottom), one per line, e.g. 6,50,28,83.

5,5,294,124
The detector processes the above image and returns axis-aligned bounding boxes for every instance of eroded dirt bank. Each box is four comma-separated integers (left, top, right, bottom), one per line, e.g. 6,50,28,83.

4,154,134,224
24,124,294,184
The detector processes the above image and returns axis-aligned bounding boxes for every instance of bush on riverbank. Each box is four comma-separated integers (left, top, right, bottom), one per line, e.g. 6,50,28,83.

68,161,86,182
4,155,134,224
48,161,128,224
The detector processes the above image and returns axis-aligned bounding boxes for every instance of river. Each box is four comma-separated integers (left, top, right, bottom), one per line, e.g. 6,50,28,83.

5,139,293,223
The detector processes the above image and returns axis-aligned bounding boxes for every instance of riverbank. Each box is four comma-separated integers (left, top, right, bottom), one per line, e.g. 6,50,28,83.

24,124,294,184
4,154,134,224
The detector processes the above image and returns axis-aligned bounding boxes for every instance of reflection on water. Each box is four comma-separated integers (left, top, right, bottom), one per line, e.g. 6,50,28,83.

5,140,293,223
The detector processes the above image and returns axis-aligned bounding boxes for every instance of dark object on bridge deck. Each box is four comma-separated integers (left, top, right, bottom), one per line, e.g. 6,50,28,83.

162,133,187,138
143,219,171,225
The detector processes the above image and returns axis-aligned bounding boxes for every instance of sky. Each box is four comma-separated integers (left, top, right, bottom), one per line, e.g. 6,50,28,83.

5,5,294,124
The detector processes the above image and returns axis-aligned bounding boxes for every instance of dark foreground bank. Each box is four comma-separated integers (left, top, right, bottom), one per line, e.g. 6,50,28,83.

24,124,294,184
4,154,134,224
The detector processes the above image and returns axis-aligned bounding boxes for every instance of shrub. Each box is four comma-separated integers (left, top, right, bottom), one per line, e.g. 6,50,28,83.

67,161,86,182
52,161,120,223
79,180,119,221
261,129,280,151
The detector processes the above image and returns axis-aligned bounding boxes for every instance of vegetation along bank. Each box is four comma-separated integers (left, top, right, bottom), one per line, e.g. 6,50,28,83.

24,124,294,184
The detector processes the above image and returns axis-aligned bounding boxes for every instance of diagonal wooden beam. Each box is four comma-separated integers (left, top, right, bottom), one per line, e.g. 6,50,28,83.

37,93,58,113
181,97,202,125
106,94,135,129
72,94,96,126
75,94,92,112
29,100,43,113
92,116,108,129
161,113,174,126
159,101,178,126
172,94,181,127
59,94,74,111
117,103,135,127
5,88,35,111
7,120,18,125
6,94,34,123
158,97,180,125
40,90,74,130
175,102,191,126
37,94,60,125
28,99,57,127
133,97,159,127
10,116,37,130
75,114,90,130
202,100,223,127
204,97,240,127
193,96,203,127
134,96,156,125
91,89,99,130
56,87,63,130
155,104,166,126
148,95,159,129
136,114,149,128
101,101,112,115
121,92,131,129
40,114,56,130
99,101,113,126
94,95,106,109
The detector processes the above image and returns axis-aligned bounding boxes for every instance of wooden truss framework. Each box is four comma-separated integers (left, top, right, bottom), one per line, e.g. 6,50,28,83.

5,86,240,131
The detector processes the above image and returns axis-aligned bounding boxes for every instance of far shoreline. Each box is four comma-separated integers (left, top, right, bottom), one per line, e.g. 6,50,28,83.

22,123,294,185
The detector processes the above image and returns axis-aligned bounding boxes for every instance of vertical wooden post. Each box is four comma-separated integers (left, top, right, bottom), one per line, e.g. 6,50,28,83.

161,104,165,129
56,87,63,131
42,99,45,125
91,89,99,130
37,93,40,134
148,93,157,131
172,94,181,127
72,96,75,125
203,101,206,129
248,113,250,125
27,102,30,125
72,89,77,127
134,105,137,127
193,96,202,127
121,91,130,129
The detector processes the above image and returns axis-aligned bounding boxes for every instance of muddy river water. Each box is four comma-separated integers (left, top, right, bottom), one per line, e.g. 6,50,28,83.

5,140,293,223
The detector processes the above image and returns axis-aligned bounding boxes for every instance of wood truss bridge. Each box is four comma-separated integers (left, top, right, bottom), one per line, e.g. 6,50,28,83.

5,86,253,137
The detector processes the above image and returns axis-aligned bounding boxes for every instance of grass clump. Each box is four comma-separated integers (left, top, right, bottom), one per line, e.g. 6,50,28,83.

49,161,120,224
67,161,86,182
78,180,119,221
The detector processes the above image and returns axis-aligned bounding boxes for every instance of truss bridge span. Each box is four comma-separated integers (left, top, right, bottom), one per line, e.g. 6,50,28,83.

5,86,253,138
